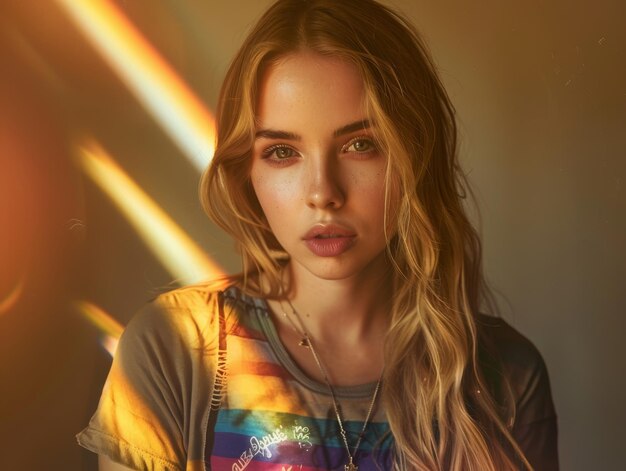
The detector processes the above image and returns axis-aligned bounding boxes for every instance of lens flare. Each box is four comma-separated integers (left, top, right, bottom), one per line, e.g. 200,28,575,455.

73,300,123,356
55,0,216,171
0,275,26,316
76,140,224,284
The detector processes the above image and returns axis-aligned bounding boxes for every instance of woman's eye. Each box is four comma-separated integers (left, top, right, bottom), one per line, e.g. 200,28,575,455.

262,145,298,160
344,137,376,153
275,147,296,159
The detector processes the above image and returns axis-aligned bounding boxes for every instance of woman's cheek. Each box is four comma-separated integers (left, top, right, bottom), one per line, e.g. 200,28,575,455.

253,173,298,222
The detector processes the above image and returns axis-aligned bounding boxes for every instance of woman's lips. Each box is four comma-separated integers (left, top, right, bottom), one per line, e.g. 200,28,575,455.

304,236,356,257
303,225,356,257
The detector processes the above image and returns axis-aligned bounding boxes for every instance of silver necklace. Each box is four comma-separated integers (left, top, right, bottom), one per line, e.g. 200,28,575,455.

283,300,383,471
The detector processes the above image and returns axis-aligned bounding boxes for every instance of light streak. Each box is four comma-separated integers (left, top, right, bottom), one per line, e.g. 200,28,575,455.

0,275,26,316
73,300,123,356
74,300,124,339
55,0,216,171
101,335,120,357
76,140,224,284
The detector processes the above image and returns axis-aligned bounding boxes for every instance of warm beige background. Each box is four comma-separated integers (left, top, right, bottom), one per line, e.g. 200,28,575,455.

1,1,624,469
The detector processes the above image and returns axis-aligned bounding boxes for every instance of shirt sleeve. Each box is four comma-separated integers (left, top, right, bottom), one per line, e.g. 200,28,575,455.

510,348,559,471
76,291,220,471
478,315,559,471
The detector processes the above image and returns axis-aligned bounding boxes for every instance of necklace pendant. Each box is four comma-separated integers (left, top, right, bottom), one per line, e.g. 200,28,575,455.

298,337,310,348
344,464,358,471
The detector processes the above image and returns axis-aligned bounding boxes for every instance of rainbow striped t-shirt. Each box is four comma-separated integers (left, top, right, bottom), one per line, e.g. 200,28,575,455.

211,287,393,470
78,283,558,470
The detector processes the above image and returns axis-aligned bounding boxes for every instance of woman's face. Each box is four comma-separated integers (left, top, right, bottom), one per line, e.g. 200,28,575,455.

250,52,391,282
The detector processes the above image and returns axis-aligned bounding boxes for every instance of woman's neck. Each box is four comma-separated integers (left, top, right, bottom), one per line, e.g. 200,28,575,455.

282,255,393,347
261,254,392,386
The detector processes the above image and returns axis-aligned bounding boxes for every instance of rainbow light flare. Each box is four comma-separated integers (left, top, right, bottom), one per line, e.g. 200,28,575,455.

74,300,123,356
76,140,224,285
55,0,216,171
0,275,26,316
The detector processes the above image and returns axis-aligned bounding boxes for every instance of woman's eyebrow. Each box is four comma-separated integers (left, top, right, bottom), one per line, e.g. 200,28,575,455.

255,129,300,140
254,119,371,141
333,119,371,137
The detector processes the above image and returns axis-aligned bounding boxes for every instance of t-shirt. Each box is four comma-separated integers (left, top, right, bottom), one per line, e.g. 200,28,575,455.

77,283,558,470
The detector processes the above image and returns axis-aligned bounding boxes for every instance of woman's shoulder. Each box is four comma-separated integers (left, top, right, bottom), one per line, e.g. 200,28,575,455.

475,314,557,427
151,280,231,310
475,314,545,370
149,279,260,312
124,280,265,346
119,281,234,351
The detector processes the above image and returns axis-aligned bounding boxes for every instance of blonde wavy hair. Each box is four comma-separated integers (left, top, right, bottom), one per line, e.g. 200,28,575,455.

201,0,532,469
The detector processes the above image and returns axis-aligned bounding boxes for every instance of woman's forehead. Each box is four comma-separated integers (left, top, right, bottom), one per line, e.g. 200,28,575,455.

255,52,368,132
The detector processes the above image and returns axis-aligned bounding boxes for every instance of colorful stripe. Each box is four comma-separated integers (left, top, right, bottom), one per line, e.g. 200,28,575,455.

214,409,391,451
211,433,392,470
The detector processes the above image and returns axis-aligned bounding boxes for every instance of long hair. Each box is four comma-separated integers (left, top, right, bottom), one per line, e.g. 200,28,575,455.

201,1,531,469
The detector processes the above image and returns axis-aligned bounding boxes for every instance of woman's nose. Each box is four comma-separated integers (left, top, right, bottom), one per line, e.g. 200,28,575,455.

305,156,345,210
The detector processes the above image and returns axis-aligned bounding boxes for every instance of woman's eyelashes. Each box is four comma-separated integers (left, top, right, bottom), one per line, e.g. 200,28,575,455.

341,136,377,154
258,136,378,164
260,144,299,166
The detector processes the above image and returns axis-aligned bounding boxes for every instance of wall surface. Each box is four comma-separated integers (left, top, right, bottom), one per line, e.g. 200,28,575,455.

1,1,624,469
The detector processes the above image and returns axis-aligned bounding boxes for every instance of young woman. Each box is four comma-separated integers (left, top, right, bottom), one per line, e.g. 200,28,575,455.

78,1,558,470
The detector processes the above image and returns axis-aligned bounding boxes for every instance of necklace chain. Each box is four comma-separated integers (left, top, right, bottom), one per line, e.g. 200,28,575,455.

283,299,383,471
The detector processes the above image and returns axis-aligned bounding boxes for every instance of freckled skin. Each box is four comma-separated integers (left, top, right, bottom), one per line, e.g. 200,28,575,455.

250,52,392,282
